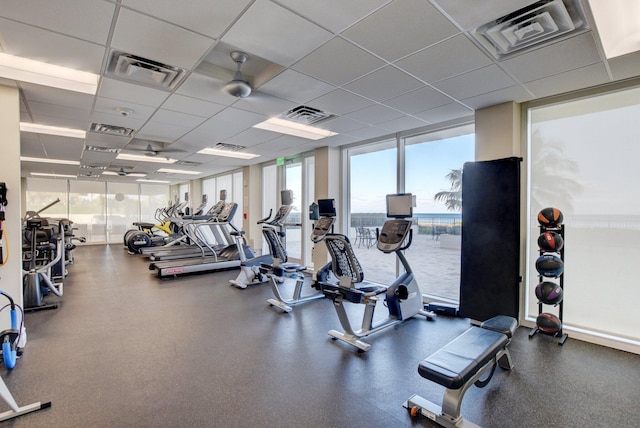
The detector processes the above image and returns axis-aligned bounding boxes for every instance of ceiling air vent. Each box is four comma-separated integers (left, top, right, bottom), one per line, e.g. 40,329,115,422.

107,51,187,91
84,145,120,154
174,160,201,167
90,123,135,137
80,164,107,170
280,105,335,125
214,143,246,152
472,0,588,60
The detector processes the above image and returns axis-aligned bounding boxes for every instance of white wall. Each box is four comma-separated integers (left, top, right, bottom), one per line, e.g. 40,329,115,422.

0,85,23,330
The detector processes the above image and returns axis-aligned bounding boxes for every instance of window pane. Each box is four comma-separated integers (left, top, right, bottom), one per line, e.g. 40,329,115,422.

528,86,640,346
69,181,106,243
405,134,475,302
141,184,170,223
107,182,139,243
349,142,397,283
25,178,67,218
285,162,302,261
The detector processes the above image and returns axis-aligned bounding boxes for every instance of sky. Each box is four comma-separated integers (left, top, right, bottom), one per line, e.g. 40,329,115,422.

350,134,475,213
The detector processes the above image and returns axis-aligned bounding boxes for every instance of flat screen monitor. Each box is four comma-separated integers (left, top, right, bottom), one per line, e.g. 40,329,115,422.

281,189,293,206
386,193,413,218
318,199,336,217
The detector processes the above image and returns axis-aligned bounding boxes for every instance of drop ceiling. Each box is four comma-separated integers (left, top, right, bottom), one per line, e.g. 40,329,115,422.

1,0,638,184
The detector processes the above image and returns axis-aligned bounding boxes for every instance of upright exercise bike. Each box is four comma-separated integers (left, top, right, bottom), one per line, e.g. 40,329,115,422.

317,193,434,352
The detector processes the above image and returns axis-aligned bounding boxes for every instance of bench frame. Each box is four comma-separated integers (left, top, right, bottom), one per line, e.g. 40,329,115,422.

404,316,516,428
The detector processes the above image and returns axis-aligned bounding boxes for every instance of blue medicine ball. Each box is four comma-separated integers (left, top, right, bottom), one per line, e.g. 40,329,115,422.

535,253,564,277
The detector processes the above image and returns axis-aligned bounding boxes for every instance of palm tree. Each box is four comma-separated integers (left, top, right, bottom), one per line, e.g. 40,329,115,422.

434,168,462,212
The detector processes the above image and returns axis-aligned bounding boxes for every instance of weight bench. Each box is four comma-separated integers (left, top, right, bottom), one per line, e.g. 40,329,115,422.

404,315,517,428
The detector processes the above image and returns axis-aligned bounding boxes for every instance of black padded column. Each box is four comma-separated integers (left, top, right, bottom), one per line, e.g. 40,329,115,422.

459,157,521,321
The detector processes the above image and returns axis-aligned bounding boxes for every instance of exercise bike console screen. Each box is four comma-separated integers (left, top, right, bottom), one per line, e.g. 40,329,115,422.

386,193,413,218
378,219,411,252
318,199,336,217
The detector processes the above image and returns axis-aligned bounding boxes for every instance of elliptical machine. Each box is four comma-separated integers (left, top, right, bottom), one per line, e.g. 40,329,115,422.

229,190,294,289
317,193,435,352
22,218,64,311
264,198,338,312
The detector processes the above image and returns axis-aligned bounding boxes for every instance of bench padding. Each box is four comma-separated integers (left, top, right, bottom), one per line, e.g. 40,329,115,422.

418,327,508,389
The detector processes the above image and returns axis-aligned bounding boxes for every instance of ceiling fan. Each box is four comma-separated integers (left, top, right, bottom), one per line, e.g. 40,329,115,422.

224,51,252,98
124,139,185,157
106,166,147,177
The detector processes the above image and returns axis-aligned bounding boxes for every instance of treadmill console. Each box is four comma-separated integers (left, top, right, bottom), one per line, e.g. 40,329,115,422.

377,219,411,253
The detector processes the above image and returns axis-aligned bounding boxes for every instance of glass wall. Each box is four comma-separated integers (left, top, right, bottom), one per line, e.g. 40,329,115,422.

527,84,640,350
201,171,243,224
107,182,139,244
69,181,107,243
405,130,475,302
345,126,474,302
25,179,170,245
285,162,302,260
348,140,397,284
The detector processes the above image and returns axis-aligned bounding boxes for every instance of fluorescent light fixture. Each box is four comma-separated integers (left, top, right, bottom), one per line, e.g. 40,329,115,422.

197,148,260,159
31,172,77,179
0,52,99,94
21,156,80,165
116,153,177,164
253,117,338,140
589,0,640,58
102,171,147,177
137,179,170,184
20,122,86,139
157,168,202,175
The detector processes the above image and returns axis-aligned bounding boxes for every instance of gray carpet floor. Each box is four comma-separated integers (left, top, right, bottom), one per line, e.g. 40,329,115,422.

1,244,638,427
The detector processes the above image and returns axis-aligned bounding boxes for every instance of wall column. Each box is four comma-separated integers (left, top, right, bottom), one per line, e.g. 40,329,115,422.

312,146,340,271
0,85,23,330
475,102,522,160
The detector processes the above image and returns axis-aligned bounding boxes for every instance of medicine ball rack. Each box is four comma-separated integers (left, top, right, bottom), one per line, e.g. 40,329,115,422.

529,222,568,345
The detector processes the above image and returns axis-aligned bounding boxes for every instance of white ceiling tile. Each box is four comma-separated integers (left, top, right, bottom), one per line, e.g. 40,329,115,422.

275,0,392,33
93,96,157,121
0,0,115,44
99,78,170,108
0,18,106,74
150,109,208,128
396,34,494,83
224,128,280,148
293,37,386,86
161,94,226,118
524,63,610,99
222,0,333,66
318,116,368,134
176,73,235,105
136,122,192,142
26,101,91,125
431,0,534,30
414,102,473,123
110,8,215,70
346,104,404,124
383,86,453,114
122,0,252,38
500,33,603,83
377,115,429,132
344,125,388,140
342,0,459,62
257,69,336,104
84,133,131,149
36,136,85,159
20,83,94,110
230,94,297,118
462,85,534,109
27,112,88,130
309,89,374,115
432,65,516,100
343,66,424,102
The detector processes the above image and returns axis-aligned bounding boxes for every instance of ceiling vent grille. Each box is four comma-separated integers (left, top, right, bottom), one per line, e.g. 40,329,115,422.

80,164,107,170
214,143,246,152
472,0,588,59
280,105,335,125
106,51,188,91
90,123,135,137
174,160,201,167
84,145,120,154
